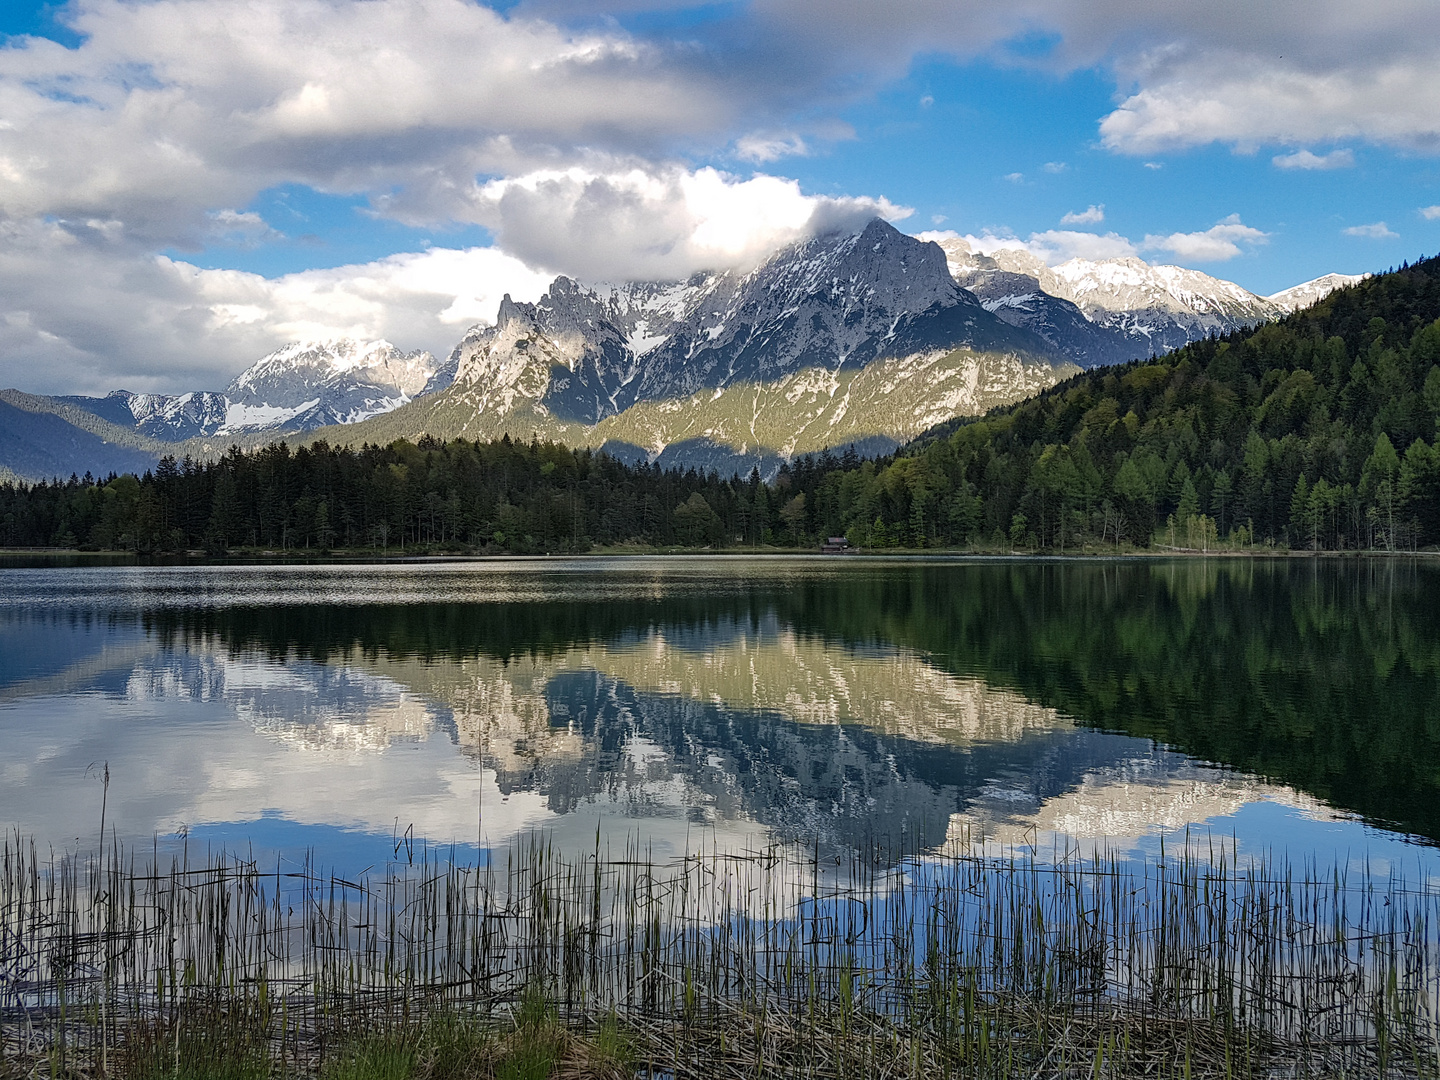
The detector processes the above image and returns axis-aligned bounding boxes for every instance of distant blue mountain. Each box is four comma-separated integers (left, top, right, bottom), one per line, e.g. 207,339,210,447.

0,394,159,482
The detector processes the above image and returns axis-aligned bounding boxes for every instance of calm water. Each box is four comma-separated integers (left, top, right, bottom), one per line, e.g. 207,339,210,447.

2,557,1438,878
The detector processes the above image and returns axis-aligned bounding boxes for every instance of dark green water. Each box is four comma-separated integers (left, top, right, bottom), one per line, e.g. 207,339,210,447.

1,557,1437,874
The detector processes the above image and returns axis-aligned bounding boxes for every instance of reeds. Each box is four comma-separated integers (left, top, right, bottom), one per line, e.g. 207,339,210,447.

2,828,1437,1077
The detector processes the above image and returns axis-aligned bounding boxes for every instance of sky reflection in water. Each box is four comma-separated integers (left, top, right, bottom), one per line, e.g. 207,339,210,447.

1,557,1437,883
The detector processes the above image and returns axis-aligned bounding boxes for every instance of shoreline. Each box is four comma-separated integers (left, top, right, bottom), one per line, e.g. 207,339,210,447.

2,545,1437,567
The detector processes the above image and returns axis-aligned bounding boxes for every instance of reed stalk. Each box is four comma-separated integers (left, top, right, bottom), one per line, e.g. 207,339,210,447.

1,829,1436,1077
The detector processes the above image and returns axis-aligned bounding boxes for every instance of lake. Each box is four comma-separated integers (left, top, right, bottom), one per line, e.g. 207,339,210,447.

2,556,1438,881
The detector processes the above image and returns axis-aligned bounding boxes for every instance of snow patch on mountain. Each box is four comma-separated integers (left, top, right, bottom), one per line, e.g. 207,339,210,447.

29,222,1369,481
221,399,321,432
227,339,437,416
191,338,443,434
935,237,1280,324
929,235,1356,368
594,277,713,355
344,220,1074,472
126,391,231,439
1267,273,1369,313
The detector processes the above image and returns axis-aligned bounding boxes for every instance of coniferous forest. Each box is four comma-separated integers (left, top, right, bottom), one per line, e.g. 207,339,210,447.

3,254,1440,555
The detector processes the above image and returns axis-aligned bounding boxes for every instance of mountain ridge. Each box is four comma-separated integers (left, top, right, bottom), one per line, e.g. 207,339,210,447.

294,220,1078,476
0,222,1365,481
930,236,1335,369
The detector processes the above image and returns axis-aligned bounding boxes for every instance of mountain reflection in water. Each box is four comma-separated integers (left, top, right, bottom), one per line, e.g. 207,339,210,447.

0,558,1435,870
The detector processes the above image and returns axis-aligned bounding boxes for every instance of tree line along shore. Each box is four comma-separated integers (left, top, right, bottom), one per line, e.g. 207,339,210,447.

3,255,1440,556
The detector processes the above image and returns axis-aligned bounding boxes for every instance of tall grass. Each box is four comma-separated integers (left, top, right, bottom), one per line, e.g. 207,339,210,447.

2,829,1437,1077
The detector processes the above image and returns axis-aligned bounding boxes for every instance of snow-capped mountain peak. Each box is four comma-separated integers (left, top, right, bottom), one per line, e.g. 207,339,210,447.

358,219,1074,477
35,223,1374,479
228,339,436,402
1267,273,1369,313
215,338,438,432
613,218,1035,404
934,237,1279,321
590,276,715,357
930,234,1359,368
49,340,441,444
1045,257,1281,320
126,390,230,434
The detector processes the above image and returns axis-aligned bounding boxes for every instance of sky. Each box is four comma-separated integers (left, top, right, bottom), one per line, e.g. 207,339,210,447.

2,0,1440,395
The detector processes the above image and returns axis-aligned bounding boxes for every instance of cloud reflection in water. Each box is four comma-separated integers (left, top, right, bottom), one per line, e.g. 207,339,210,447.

0,562,1392,882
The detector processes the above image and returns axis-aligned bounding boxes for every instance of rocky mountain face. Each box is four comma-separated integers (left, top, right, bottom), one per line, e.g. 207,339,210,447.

52,340,440,444
0,220,1365,481
336,220,1078,474
55,390,232,441
309,222,1364,476
128,391,231,439
933,237,1357,368
625,220,1036,400
1267,273,1368,313
224,339,438,430
419,277,706,399
441,280,643,423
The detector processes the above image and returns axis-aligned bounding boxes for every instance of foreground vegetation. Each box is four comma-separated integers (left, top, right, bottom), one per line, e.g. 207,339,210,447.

3,828,1439,1078
3,256,1440,555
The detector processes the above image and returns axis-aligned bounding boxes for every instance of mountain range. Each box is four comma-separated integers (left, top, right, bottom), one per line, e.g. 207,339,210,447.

934,237,1362,369
56,339,438,442
0,220,1362,482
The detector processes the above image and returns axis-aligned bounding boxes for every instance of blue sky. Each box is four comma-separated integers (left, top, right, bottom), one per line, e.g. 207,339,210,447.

164,58,1437,293
2,0,1439,392
789,57,1440,294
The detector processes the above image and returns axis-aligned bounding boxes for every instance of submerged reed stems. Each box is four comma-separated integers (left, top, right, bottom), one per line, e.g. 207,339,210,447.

1,829,1437,1077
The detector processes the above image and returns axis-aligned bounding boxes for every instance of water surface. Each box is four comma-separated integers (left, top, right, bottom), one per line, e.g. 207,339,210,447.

2,557,1436,878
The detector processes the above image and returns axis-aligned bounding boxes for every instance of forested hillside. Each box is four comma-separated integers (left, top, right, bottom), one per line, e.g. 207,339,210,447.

850,252,1440,552
2,254,1438,554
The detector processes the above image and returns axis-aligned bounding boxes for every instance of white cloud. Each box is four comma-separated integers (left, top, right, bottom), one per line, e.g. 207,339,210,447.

207,210,284,247
0,219,553,394
1273,149,1355,171
734,132,810,163
1003,172,1025,183
0,0,733,242
930,226,1138,264
921,214,1267,267
1025,230,1138,262
1422,206,1440,220
1042,161,1068,174
1343,222,1398,239
1141,215,1268,262
257,247,556,344
738,0,1440,155
918,229,1027,255
0,162,912,393
1061,205,1105,225
468,165,910,281
1098,51,1440,154
1,0,1434,243
919,94,934,108
1144,162,1164,170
